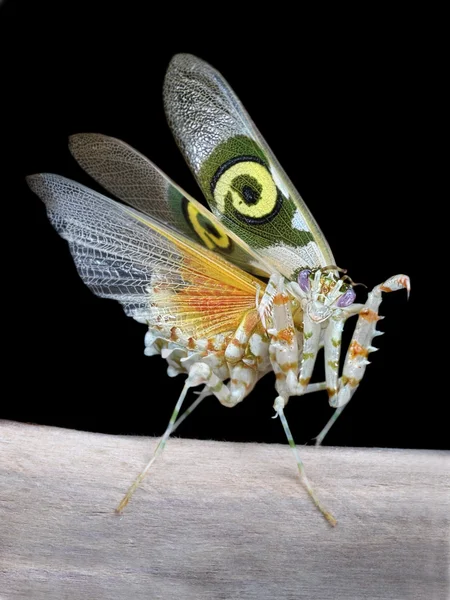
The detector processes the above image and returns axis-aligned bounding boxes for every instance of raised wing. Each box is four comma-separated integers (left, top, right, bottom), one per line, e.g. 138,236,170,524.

164,54,335,279
28,174,264,339
69,133,271,278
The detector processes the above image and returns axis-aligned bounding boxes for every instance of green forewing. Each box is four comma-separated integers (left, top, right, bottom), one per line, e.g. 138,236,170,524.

164,54,335,279
69,134,271,277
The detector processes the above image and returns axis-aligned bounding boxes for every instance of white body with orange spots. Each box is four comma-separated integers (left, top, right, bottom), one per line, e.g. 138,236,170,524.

143,271,410,413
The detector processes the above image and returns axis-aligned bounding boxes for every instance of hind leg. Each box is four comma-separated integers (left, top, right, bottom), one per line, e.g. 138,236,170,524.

273,396,337,526
116,356,259,513
116,362,229,513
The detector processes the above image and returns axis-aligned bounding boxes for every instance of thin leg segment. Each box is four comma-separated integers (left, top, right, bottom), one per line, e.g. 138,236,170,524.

116,350,262,513
314,405,346,446
169,386,211,433
116,377,192,513
273,397,337,527
116,363,221,513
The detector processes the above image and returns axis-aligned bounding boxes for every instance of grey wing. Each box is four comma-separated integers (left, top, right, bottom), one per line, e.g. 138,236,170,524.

28,173,261,339
28,173,170,324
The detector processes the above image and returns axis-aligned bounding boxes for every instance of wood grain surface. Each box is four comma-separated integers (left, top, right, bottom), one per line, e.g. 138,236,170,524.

0,420,448,599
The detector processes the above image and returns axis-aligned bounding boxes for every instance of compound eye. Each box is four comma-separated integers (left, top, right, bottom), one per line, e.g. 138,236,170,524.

336,288,356,307
298,269,311,292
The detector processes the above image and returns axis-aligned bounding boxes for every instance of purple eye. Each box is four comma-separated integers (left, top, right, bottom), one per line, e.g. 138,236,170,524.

298,269,311,292
337,288,356,307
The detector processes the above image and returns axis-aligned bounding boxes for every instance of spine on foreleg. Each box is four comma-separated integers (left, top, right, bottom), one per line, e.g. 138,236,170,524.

330,274,410,408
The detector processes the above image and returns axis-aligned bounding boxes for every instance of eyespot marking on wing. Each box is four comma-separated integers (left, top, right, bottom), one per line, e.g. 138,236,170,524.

198,134,315,253
182,197,232,251
211,155,282,225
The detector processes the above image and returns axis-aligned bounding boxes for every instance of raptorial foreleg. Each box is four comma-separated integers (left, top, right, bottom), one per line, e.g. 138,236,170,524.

315,274,410,445
330,274,410,409
323,303,365,401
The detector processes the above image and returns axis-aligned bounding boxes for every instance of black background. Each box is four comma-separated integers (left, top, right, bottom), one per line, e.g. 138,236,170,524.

1,1,435,449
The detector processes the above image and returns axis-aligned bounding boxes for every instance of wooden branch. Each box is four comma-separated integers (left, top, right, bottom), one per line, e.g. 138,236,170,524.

0,421,448,600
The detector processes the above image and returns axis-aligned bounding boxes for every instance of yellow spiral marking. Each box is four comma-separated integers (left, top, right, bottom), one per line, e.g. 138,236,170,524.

186,203,230,250
214,161,277,220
